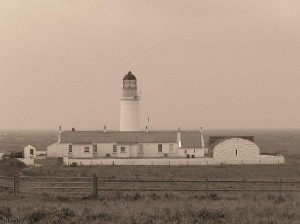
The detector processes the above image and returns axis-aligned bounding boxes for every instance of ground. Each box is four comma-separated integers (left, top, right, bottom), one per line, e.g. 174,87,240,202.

0,129,300,223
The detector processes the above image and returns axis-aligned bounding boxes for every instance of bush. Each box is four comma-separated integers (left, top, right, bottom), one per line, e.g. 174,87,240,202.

62,208,75,217
26,209,48,223
0,158,27,176
0,206,12,219
197,208,226,221
132,192,142,200
209,193,221,200
56,196,70,202
70,162,78,167
274,196,286,203
148,193,160,200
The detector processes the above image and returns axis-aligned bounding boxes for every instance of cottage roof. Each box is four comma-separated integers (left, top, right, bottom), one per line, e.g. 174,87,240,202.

60,131,203,148
209,136,254,148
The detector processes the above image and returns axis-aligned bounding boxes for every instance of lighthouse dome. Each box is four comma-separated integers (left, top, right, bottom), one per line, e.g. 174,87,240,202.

123,71,136,80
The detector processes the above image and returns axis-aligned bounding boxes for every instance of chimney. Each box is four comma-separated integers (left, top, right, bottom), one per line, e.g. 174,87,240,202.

145,126,149,132
177,127,181,148
72,127,75,132
200,127,205,148
58,126,62,143
104,125,107,133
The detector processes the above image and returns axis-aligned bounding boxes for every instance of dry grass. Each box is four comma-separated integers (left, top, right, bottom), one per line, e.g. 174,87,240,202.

22,163,300,181
0,192,299,224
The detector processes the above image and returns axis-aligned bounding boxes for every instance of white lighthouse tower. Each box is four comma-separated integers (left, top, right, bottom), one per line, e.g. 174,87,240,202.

120,71,140,131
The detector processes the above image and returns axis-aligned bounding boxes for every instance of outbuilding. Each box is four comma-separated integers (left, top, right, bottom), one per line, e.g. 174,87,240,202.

24,144,36,159
209,136,284,165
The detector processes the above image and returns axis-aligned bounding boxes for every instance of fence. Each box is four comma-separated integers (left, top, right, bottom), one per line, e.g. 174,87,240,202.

1,175,300,199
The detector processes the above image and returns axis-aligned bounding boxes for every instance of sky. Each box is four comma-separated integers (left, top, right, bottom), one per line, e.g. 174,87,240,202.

0,0,300,130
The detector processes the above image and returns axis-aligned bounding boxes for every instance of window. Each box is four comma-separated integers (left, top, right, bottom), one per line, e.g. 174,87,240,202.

138,144,143,153
158,144,162,153
93,145,98,153
30,149,34,155
194,149,195,153
236,149,237,156
185,150,187,154
68,145,72,153
113,144,117,153
84,147,90,153
121,147,126,152
169,144,174,153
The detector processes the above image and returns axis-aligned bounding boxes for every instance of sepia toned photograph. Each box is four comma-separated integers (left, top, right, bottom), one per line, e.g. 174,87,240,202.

0,1,299,223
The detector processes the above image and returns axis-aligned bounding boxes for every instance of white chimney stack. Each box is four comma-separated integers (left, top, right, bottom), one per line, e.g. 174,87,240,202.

200,127,205,148
177,127,182,148
58,126,62,143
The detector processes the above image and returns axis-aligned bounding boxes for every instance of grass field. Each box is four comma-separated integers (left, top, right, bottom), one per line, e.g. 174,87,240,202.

1,160,300,223
1,192,299,224
21,162,300,180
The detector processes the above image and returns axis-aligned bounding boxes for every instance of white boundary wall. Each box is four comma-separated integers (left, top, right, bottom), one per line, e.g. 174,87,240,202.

63,156,284,166
17,158,35,166
64,157,214,166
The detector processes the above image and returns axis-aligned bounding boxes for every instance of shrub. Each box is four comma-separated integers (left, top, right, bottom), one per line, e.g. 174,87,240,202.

70,162,78,167
274,196,286,203
209,193,221,200
197,208,226,221
0,158,27,176
148,193,160,200
0,206,12,219
26,209,48,223
267,194,277,200
133,192,142,200
56,196,70,202
62,208,75,217
90,212,112,221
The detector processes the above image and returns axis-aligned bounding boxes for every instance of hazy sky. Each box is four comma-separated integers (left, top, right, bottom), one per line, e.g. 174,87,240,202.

1,0,300,130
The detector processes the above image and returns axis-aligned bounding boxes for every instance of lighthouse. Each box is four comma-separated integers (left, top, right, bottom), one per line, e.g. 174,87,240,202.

120,71,140,131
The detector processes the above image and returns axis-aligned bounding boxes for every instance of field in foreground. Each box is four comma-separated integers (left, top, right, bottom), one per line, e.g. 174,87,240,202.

23,162,300,180
0,192,299,224
1,160,300,224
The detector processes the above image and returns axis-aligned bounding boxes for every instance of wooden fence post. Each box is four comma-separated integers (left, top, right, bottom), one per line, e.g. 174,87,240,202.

206,178,208,198
93,174,98,199
243,179,246,197
13,176,19,199
279,179,282,197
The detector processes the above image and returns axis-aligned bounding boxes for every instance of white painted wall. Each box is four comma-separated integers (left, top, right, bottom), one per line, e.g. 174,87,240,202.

64,156,284,166
178,148,205,158
72,144,94,158
64,157,215,166
47,142,69,157
47,143,58,157
120,97,140,131
213,138,260,164
17,158,34,166
24,145,36,159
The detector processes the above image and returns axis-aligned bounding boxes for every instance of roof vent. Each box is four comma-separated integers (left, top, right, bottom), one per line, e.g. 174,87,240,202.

104,125,107,133
72,127,75,132
145,126,149,133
